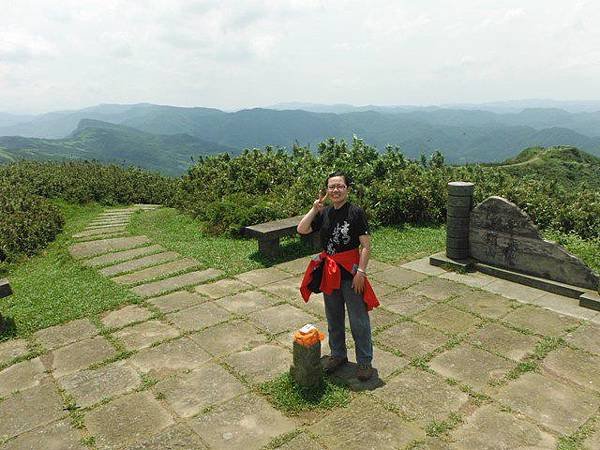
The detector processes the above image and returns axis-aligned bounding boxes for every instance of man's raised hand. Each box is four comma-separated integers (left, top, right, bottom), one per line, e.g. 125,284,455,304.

313,190,327,213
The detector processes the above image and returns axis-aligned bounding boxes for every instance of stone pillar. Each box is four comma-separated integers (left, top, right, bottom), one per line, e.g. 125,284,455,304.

446,182,474,260
290,340,322,388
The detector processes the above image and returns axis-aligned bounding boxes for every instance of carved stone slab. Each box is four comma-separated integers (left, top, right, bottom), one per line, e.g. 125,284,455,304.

470,197,599,290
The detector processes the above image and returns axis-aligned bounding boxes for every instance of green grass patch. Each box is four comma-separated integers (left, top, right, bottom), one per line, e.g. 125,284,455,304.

370,224,446,263
259,372,350,415
543,230,600,273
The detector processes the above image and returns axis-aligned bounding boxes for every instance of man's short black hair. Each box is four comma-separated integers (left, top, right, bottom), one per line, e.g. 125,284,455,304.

326,171,352,187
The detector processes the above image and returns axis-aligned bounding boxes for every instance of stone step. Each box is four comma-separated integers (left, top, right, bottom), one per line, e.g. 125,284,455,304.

69,236,151,259
74,231,129,243
81,245,165,268
88,219,130,226
85,223,130,231
73,226,127,238
111,259,199,285
133,204,160,210
131,269,225,298
99,251,181,277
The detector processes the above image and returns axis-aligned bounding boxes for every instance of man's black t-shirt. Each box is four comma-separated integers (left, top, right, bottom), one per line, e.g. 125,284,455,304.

311,202,369,279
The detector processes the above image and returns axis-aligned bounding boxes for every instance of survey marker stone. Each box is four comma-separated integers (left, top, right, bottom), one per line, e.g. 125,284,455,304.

502,304,580,335
81,244,164,267
406,277,472,301
85,391,174,450
189,392,296,450
311,395,425,449
496,371,600,434
415,304,481,335
565,321,600,355
469,323,539,361
194,277,250,299
127,424,207,450
147,290,206,313
224,343,291,383
154,362,247,418
191,320,267,356
376,321,448,357
51,335,116,377
34,318,97,350
449,404,557,450
373,367,469,423
235,266,292,287
371,266,428,288
168,302,232,332
0,357,47,396
249,303,316,334
69,235,150,259
101,304,153,329
542,346,600,392
215,289,279,315
0,338,28,366
58,360,140,408
1,419,86,450
114,320,179,350
380,290,437,316
449,290,515,319
111,258,199,285
131,268,224,297
99,251,180,277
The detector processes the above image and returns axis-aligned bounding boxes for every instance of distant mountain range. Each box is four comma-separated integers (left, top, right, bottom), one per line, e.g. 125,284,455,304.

1,102,600,175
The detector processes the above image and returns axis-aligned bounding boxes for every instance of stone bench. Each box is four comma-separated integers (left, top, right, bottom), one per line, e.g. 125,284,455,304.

0,278,13,331
243,215,320,258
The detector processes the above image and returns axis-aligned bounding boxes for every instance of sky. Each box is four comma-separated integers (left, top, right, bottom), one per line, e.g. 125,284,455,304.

2,0,600,114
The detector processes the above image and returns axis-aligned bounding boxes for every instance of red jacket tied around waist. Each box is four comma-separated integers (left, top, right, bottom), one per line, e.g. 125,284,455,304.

300,248,380,311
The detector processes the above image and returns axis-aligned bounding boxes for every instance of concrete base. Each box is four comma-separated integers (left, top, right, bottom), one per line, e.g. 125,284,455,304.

429,252,475,271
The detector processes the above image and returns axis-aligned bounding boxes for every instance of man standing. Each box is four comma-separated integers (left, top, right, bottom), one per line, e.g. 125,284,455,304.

298,171,378,381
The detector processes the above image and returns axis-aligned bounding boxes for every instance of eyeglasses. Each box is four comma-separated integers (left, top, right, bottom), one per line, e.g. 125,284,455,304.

327,184,347,191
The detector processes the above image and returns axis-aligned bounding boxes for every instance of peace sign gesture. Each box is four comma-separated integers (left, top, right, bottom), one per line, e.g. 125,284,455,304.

312,189,328,213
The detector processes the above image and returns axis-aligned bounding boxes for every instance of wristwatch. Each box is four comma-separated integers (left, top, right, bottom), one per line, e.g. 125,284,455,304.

356,268,367,276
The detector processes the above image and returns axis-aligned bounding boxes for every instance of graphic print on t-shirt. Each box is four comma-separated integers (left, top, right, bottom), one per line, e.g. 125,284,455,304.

327,220,351,254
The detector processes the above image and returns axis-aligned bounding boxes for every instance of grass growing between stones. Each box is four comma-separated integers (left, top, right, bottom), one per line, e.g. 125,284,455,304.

259,372,350,415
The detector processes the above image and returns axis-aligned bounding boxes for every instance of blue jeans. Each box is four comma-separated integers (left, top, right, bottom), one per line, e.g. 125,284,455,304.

323,279,373,365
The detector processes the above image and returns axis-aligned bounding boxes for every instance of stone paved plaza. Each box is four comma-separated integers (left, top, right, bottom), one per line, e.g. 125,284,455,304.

1,207,600,449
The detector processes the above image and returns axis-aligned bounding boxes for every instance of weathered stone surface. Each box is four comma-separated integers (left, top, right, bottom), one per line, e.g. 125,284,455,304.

51,335,116,377
583,429,600,450
502,304,580,335
99,251,180,276
496,372,600,434
225,343,290,383
129,336,211,378
111,258,199,285
291,340,321,387
415,304,481,335
249,304,316,334
470,196,600,290
147,290,206,313
373,367,469,423
0,357,47,396
565,322,600,355
154,362,247,417
311,395,425,449
73,226,127,238
81,244,164,267
429,344,514,390
407,277,472,301
275,256,312,275
296,293,326,318
482,279,547,302
0,382,65,440
58,360,140,408
530,292,598,320
194,278,251,299
449,404,556,450
376,321,448,357
469,323,539,361
1,418,86,450
275,432,325,450
235,267,292,287
167,302,231,332
439,270,497,288
69,235,150,259
401,256,447,275
34,318,97,350
101,304,153,329
261,277,302,300
449,290,515,319
371,266,428,288
85,391,174,450
369,308,400,331
126,424,207,450
543,347,600,392
0,338,28,366
189,393,297,449
191,320,267,356
85,222,133,230
380,290,437,316
131,268,224,297
215,290,279,315
114,320,180,350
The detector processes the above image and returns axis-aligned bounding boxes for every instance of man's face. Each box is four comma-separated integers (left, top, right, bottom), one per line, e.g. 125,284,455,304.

326,175,349,205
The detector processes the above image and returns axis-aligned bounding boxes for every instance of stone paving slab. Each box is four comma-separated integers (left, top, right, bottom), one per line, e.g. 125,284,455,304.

375,321,448,357
369,279,400,298
502,304,581,336
129,336,211,378
114,320,180,350
147,290,207,313
373,367,469,423
73,226,127,238
88,218,131,226
274,256,312,275
415,304,482,335
565,321,600,355
371,266,428,288
542,346,600,392
260,277,302,300
448,290,516,319
275,432,325,450
372,345,410,379
248,303,316,334
528,292,599,320
85,222,133,230
369,307,401,330
167,302,232,332
131,268,224,297
438,270,497,289
448,404,557,449
191,320,268,356
34,318,98,350
69,236,150,259
583,429,600,450
215,290,279,315
1,418,86,450
51,335,116,377
406,277,472,301
85,391,174,450
294,293,326,318
0,382,66,441
154,362,247,418
429,343,514,391
0,338,28,366
310,395,425,449
224,343,291,383
235,267,292,287
101,304,153,329
99,251,180,277
126,423,207,450
0,357,47,396
496,371,600,434
194,278,251,299
379,290,437,316
58,360,140,408
188,392,297,449
482,278,547,302
469,323,539,361
401,256,447,275
111,258,199,285
75,231,129,243
80,244,164,267
368,259,397,273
